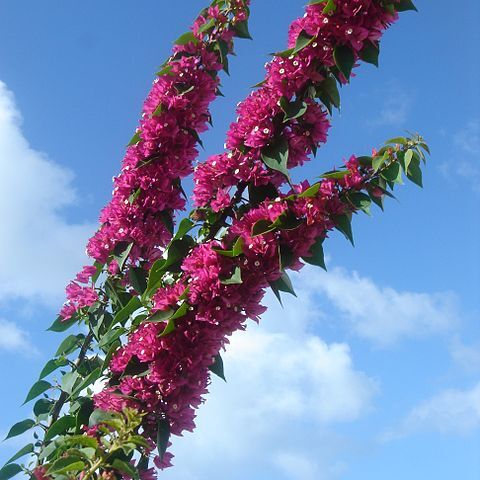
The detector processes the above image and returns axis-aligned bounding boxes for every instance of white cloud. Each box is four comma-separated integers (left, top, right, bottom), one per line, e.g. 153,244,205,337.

450,337,480,373
441,120,480,193
306,266,458,346
0,318,38,356
367,84,412,127
386,382,480,439
159,274,376,480
455,120,480,155
0,81,95,305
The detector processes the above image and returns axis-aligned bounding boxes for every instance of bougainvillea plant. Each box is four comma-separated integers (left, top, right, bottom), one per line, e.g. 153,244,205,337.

1,0,428,479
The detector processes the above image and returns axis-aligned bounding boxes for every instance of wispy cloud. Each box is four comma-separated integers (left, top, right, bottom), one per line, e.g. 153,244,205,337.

441,120,480,193
304,266,458,347
384,382,480,440
450,336,480,374
0,81,96,306
0,318,38,356
367,83,412,127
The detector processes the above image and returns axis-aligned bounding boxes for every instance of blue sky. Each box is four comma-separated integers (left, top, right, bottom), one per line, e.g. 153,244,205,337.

0,1,479,479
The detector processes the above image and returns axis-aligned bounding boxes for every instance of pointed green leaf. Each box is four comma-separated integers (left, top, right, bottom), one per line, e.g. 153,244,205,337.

348,192,372,215
174,31,198,46
359,41,379,67
47,316,76,333
156,418,170,462
23,381,51,405
261,138,290,178
396,0,418,11
45,416,76,442
114,296,143,325
333,45,355,79
55,334,85,357
3,443,34,466
39,358,69,380
111,459,139,480
4,420,35,440
220,266,242,285
33,399,54,417
0,464,22,480
333,214,354,245
234,20,252,39
208,354,226,382
47,456,85,475
302,237,326,270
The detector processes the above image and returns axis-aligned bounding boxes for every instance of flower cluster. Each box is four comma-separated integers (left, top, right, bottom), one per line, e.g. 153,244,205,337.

59,1,251,320
93,156,376,468
193,0,397,209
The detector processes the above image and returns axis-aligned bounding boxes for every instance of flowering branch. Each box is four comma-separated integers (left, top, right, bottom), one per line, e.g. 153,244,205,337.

0,1,426,480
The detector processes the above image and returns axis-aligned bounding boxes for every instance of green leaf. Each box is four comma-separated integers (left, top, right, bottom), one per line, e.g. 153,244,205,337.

156,64,173,77
302,237,327,270
273,272,296,296
33,398,54,417
47,315,76,333
317,76,341,109
404,149,414,172
261,138,290,178
114,296,143,325
89,409,115,427
98,327,127,350
234,20,252,39
159,302,189,337
55,334,85,357
320,169,350,179
251,219,274,237
292,32,315,55
359,41,379,67
75,398,94,433
3,443,34,466
61,434,98,450
248,182,278,205
333,45,355,79
208,354,226,382
47,456,85,475
23,380,51,405
372,152,389,172
213,237,244,258
348,192,372,215
174,31,198,46
280,97,308,122
396,0,418,11
129,267,148,295
4,419,35,440
322,0,336,14
269,212,303,231
220,266,242,285
197,18,215,35
45,416,76,442
114,242,134,271
156,418,170,462
173,218,195,241
385,136,408,145
333,214,354,245
39,358,69,380
112,459,139,480
71,368,102,398
407,162,423,187
381,162,403,185
298,183,320,198
127,131,141,147
0,464,22,480
61,371,81,395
